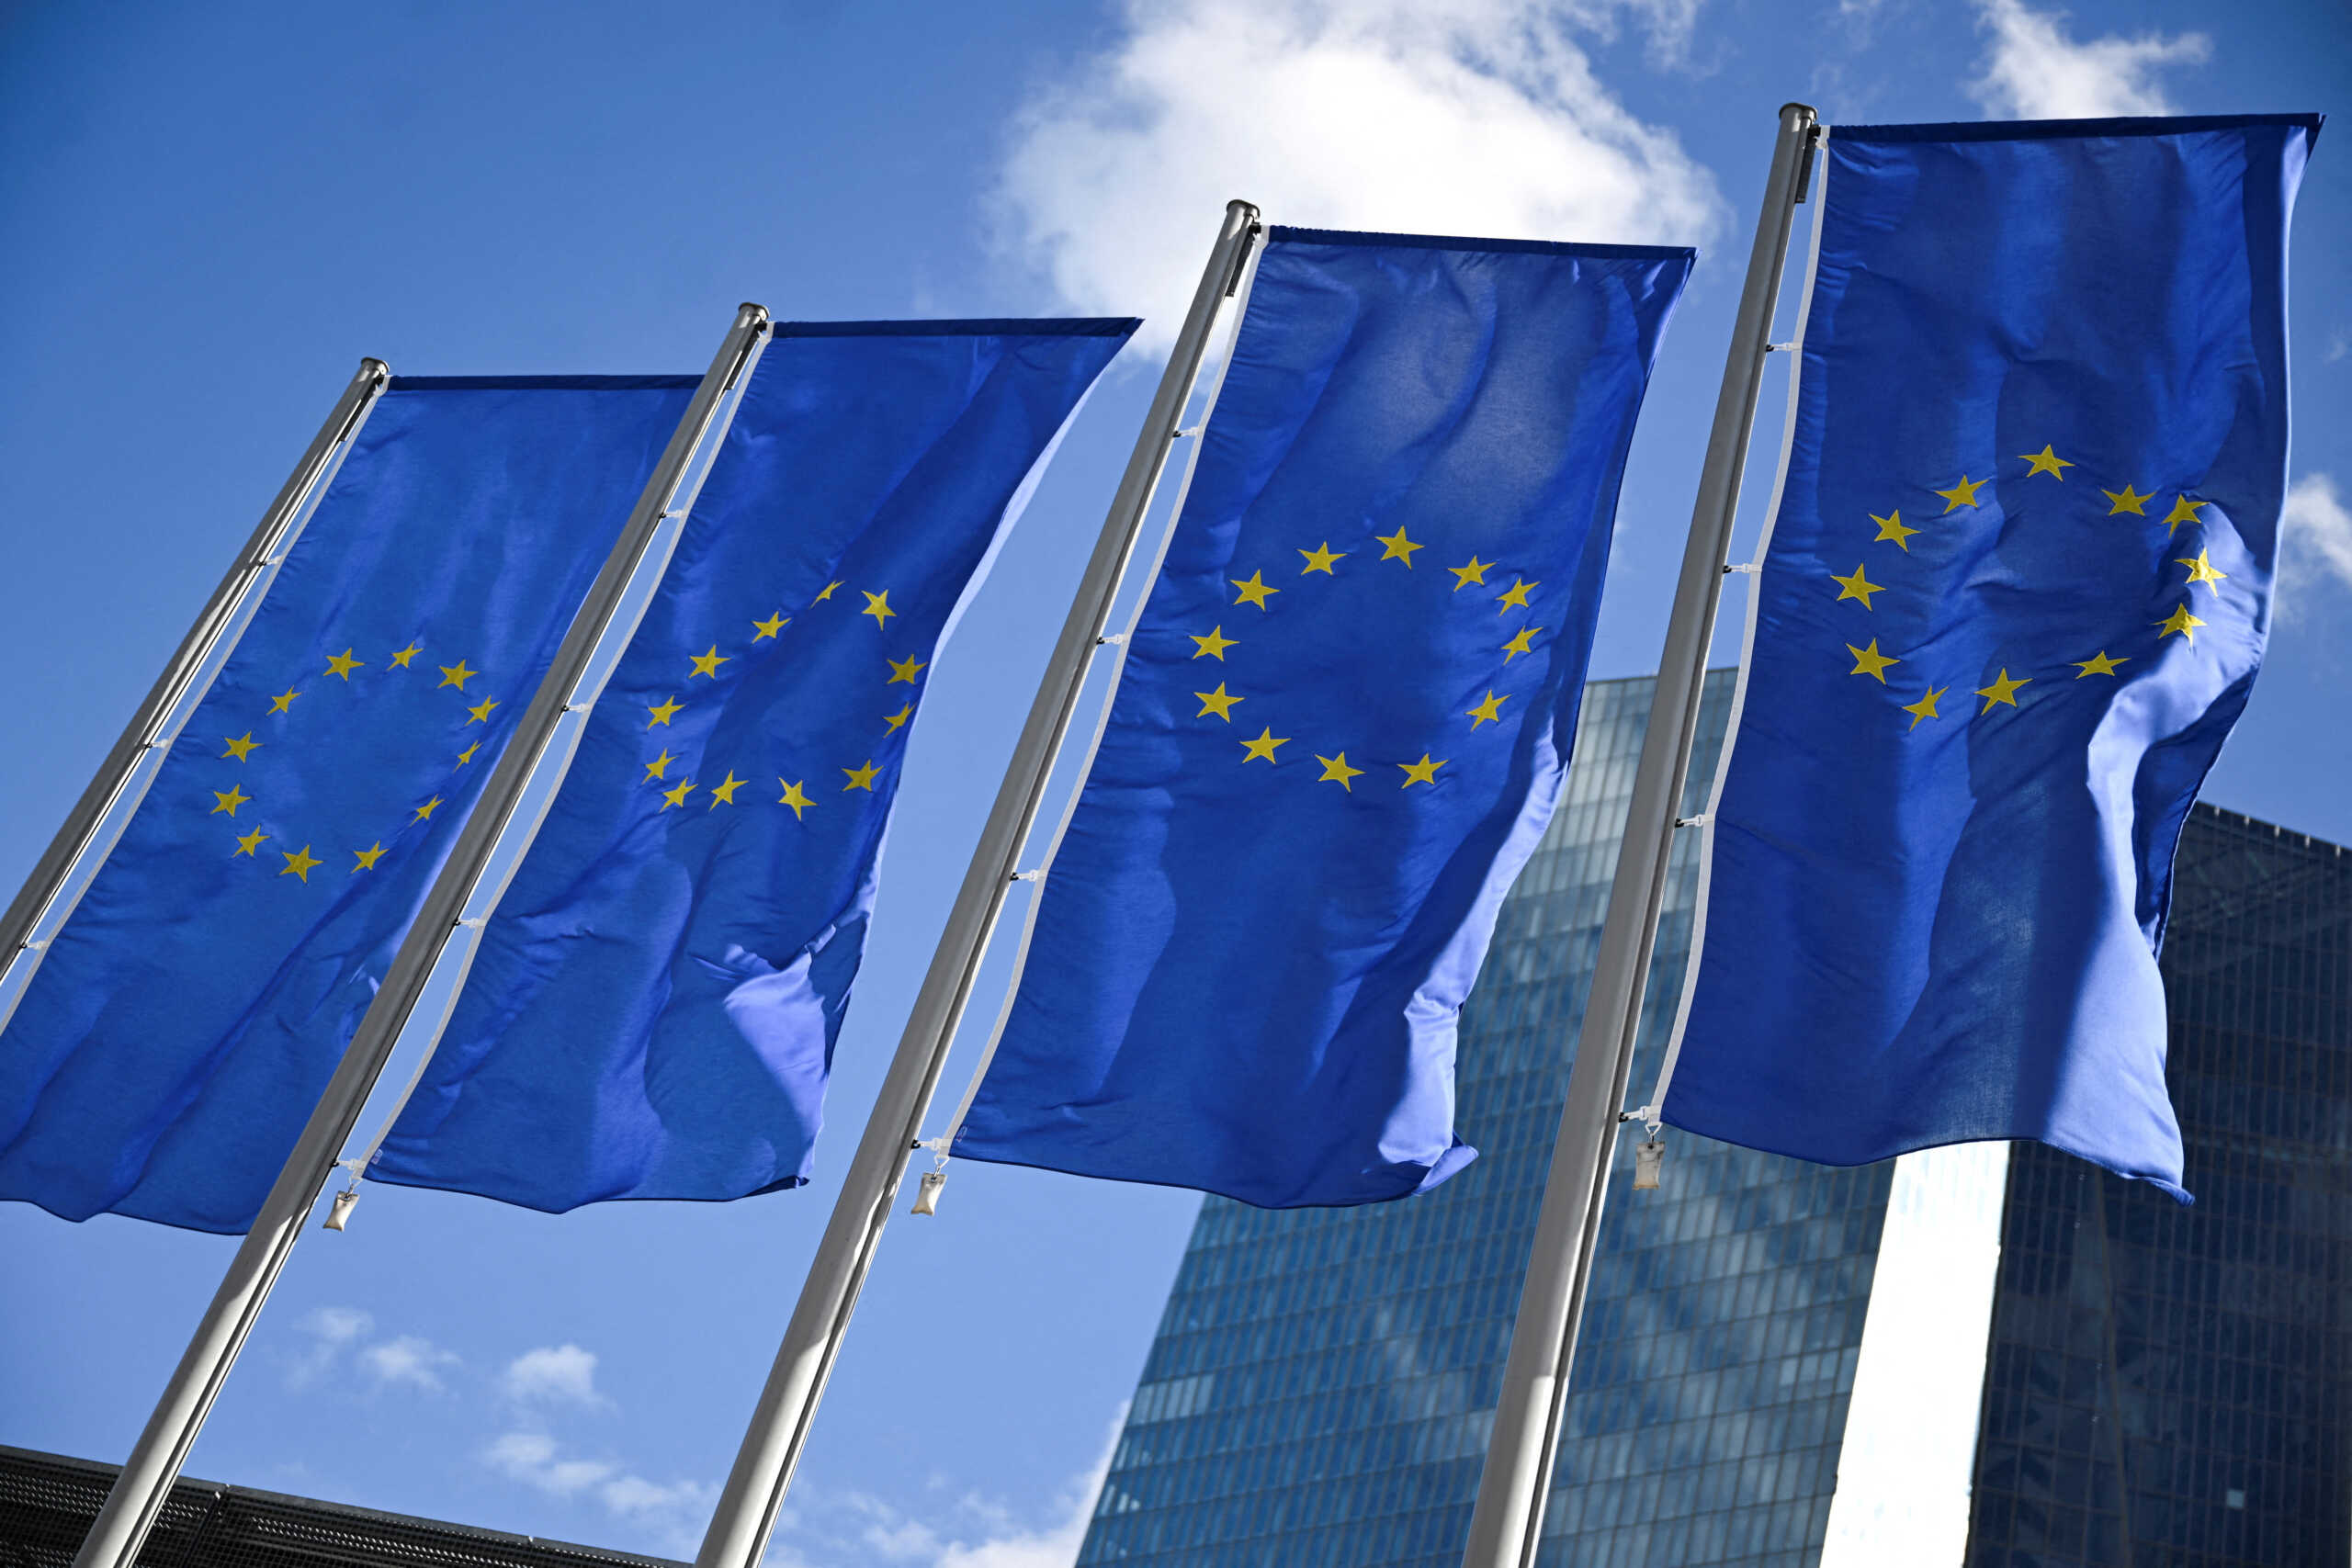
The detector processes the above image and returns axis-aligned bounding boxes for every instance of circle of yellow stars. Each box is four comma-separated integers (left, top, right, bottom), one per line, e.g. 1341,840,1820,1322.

1826,446,2227,731
638,579,925,821
216,637,510,884
1183,525,1546,795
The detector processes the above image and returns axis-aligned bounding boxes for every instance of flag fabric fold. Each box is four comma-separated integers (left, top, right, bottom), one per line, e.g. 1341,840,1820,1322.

0,376,699,1232
1661,115,2321,1201
368,319,1135,1212
953,229,1693,1208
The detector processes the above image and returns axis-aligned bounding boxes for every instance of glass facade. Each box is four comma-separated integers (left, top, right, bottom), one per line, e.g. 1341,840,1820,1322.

1080,673,1906,1567
1964,805,2352,1568
1078,678,2352,1568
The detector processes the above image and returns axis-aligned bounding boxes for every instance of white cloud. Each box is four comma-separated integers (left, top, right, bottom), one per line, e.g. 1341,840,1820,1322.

2327,329,2348,366
991,0,1723,352
486,1430,716,1557
361,1335,462,1393
769,1410,1123,1568
501,1344,608,1409
2280,472,2352,618
284,1306,375,1389
1967,0,2211,119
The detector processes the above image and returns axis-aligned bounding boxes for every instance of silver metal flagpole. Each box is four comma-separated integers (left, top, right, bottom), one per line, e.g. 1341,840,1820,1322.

693,200,1261,1568
70,303,773,1568
1458,103,1820,1568
0,358,390,998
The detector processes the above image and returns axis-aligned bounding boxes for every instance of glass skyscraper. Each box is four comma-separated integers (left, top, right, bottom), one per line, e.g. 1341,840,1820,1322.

1076,673,2351,1567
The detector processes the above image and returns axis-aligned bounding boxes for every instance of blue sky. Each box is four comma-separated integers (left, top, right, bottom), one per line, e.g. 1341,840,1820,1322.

1,2,2344,1563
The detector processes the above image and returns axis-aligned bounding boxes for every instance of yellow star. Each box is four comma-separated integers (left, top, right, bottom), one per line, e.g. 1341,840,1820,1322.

1194,682,1242,721
1298,542,1346,575
1239,727,1288,763
438,660,476,690
1374,527,1421,566
884,703,913,732
2103,484,2152,516
1495,578,1537,614
1465,690,1508,728
2176,547,2228,592
1935,475,1987,512
352,843,386,872
752,612,788,639
2155,603,2205,642
814,581,842,603
1847,639,1900,682
887,655,928,684
842,760,880,791
390,642,422,669
1973,669,2032,713
2019,446,2073,479
221,732,260,762
233,828,268,857
1398,754,1445,787
413,796,443,821
280,845,322,883
1191,626,1237,660
269,688,301,714
645,749,674,781
1901,687,1947,730
210,784,251,817
465,696,499,725
2161,495,2207,537
647,695,683,728
457,742,480,764
778,779,812,819
1230,571,1279,609
689,646,729,679
1315,752,1364,791
324,648,365,681
1501,626,1542,662
708,772,745,807
1830,563,1883,608
861,590,896,627
2074,650,2129,678
1871,510,1918,550
1448,557,1491,592
662,778,696,809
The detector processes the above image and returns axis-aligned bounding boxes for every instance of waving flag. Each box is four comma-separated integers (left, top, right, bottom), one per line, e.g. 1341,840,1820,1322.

952,229,1692,1208
367,320,1135,1212
1661,115,2321,1200
0,376,698,1232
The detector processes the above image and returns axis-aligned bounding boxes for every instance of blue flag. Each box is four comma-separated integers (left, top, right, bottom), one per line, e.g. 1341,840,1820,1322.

367,320,1134,1212
1662,116,2320,1201
952,230,1692,1208
0,376,699,1232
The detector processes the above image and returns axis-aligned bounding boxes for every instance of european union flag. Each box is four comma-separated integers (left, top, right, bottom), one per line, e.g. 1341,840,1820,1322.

0,376,699,1232
1662,116,2321,1201
952,230,1692,1208
366,320,1134,1212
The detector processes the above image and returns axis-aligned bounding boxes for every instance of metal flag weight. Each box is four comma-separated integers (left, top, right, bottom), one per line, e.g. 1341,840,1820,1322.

0,358,390,1013
69,304,773,1568
1458,104,1820,1568
693,200,1261,1568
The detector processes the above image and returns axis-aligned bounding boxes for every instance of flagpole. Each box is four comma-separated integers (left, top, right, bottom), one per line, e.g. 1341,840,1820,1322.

693,199,1261,1568
0,358,390,1007
69,304,773,1568
1458,103,1819,1568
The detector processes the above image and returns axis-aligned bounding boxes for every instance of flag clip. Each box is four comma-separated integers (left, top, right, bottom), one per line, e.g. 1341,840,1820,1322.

910,1168,947,1217
1096,633,1129,647
1009,869,1046,884
1675,815,1709,829
1765,341,1797,353
1723,562,1761,575
1632,1138,1665,1191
